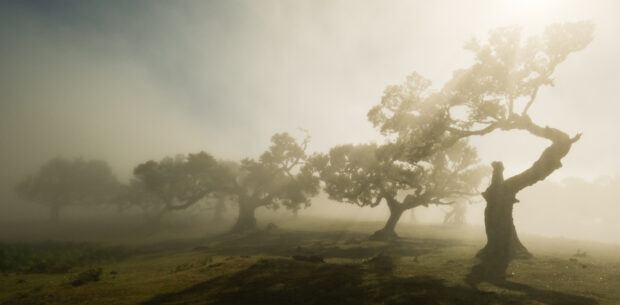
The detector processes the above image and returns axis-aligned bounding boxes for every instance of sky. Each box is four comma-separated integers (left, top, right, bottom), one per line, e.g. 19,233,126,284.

1,0,619,231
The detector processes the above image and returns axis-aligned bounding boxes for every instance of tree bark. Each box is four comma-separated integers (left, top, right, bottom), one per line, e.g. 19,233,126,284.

371,202,404,241
477,162,531,261
230,201,257,233
475,118,580,279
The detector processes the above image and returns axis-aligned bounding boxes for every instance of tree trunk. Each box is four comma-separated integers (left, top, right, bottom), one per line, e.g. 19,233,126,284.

371,203,404,241
477,164,531,261
477,117,579,260
231,202,257,233
468,162,530,283
474,125,578,280
464,116,580,283
444,202,467,226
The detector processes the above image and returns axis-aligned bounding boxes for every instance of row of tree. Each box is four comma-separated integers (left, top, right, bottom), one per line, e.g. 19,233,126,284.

15,131,482,238
15,22,593,279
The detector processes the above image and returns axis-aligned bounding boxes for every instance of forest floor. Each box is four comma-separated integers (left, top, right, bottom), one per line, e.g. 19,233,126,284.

1,218,620,305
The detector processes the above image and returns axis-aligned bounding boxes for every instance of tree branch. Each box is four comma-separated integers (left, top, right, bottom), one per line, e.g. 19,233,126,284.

504,116,581,192
521,87,539,117
448,123,499,137
429,199,456,206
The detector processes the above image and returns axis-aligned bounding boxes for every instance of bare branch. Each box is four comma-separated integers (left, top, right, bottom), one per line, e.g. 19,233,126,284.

504,116,581,192
448,123,499,137
429,199,456,206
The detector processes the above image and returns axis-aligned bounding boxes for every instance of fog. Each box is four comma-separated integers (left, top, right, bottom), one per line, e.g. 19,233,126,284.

1,0,620,245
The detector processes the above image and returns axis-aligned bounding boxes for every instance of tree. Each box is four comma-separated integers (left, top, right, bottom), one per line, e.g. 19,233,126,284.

209,193,229,223
15,158,121,222
226,133,320,233
116,179,163,219
312,140,486,240
368,22,593,278
126,151,232,220
443,201,468,226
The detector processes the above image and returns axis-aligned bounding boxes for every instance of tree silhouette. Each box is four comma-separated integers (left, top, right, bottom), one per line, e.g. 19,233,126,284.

312,140,486,240
127,151,232,220
226,133,320,232
443,201,468,226
369,22,593,277
15,158,121,222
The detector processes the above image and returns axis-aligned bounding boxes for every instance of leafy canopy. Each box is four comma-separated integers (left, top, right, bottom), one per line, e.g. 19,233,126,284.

368,22,594,160
312,140,487,209
232,132,320,211
15,158,121,208
127,151,233,213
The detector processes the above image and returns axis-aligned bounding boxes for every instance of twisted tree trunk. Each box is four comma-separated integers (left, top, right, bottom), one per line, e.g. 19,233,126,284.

477,162,531,261
476,116,580,278
371,199,405,241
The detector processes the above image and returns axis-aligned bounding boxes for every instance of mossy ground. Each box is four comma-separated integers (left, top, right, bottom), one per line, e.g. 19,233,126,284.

1,219,619,305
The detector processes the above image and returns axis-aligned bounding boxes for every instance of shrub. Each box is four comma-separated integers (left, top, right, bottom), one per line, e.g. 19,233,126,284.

71,268,103,286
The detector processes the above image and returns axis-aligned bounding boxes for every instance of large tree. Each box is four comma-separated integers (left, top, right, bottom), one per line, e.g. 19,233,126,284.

312,140,486,240
15,158,121,222
226,133,320,233
126,151,232,220
368,22,593,277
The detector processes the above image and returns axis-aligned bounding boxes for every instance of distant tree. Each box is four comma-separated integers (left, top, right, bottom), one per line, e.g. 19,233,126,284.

116,179,162,219
15,158,121,222
204,192,229,223
226,133,320,233
312,141,486,240
126,151,232,220
443,201,468,226
368,22,593,278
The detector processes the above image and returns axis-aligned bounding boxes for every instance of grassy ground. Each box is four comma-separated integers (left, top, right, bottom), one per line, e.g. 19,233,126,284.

1,219,619,304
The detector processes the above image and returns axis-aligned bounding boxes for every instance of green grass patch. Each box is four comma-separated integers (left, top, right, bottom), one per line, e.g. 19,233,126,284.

0,242,129,273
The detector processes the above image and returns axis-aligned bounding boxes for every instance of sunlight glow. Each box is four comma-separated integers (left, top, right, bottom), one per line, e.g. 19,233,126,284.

509,0,548,8
495,0,560,35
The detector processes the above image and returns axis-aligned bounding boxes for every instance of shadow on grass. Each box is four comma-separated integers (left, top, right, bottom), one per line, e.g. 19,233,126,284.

143,257,598,305
466,258,599,305
143,258,364,305
200,229,461,259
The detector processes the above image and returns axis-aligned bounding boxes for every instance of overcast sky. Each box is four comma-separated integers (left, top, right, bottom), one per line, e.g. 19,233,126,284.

1,0,619,195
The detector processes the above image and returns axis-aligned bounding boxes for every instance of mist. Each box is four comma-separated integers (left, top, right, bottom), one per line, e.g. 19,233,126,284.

2,1,620,304
1,0,619,241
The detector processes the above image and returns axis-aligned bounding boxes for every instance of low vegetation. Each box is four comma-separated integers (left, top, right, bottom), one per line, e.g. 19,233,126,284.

0,242,128,274
0,221,619,305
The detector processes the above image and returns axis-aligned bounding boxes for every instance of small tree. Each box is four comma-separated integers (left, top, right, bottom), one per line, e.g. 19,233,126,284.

312,141,486,240
15,158,121,222
226,133,320,233
127,151,232,220
443,201,468,226
368,22,593,277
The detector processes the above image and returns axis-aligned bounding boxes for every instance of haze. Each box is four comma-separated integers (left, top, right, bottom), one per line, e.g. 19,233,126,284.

1,0,619,244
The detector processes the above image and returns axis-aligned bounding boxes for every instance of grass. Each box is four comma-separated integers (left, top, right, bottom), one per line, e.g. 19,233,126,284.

0,242,129,273
0,219,619,304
